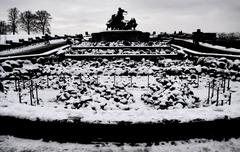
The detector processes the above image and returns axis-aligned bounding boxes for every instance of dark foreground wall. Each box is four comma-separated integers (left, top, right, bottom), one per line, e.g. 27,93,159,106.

92,30,150,42
0,116,240,143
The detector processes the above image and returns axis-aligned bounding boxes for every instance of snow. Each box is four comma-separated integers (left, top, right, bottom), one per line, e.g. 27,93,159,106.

1,33,240,150
68,41,176,55
1,94,240,124
75,41,167,47
0,55,240,124
1,41,240,125
0,135,240,152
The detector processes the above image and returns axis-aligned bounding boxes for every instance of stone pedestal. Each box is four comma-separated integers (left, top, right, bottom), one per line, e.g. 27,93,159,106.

91,30,150,42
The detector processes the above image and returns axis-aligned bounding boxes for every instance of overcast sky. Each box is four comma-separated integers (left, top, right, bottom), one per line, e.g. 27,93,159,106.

0,0,240,35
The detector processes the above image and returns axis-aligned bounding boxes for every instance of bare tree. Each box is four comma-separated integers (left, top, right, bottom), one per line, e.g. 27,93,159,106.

19,11,36,35
8,7,19,35
0,21,8,34
35,10,52,35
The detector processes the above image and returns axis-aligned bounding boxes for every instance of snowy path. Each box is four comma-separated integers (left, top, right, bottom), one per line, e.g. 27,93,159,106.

1,74,240,123
1,94,240,123
0,135,240,152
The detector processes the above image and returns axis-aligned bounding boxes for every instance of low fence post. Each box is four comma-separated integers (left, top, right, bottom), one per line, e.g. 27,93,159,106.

14,76,17,91
35,83,39,105
30,86,33,106
31,80,34,99
18,90,21,104
211,79,215,98
207,82,211,104
216,87,219,106
23,79,25,89
229,93,232,105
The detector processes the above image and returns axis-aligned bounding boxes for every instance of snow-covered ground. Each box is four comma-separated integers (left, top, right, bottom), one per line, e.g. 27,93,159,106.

1,57,240,123
1,94,240,123
1,42,240,151
0,136,240,152
68,41,174,55
75,41,168,47
1,41,240,123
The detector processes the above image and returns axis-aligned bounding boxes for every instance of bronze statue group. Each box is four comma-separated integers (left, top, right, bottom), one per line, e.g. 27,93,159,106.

106,8,138,30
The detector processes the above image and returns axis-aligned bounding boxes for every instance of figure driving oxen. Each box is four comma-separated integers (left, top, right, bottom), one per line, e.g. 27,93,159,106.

106,8,138,30
116,7,127,22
